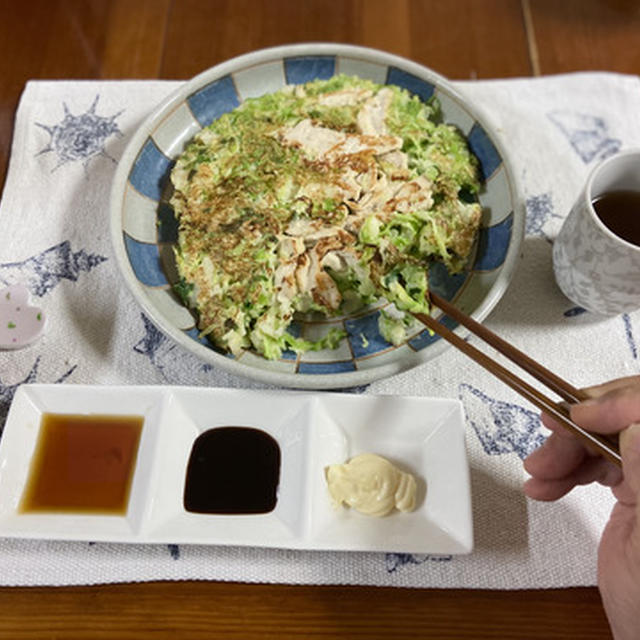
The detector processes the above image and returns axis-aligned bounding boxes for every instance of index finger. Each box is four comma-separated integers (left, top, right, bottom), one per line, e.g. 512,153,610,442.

571,382,640,434
580,374,640,401
539,375,640,436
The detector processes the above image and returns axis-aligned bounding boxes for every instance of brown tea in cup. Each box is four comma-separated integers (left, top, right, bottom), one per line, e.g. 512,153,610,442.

592,189,640,247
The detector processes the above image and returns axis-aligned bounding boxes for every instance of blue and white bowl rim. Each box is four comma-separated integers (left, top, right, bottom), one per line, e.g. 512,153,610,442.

110,43,525,389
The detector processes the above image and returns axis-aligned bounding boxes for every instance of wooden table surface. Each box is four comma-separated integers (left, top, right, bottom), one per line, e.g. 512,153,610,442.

1,1,639,638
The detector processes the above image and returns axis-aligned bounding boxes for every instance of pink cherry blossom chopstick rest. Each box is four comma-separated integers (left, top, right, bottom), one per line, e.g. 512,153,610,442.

0,285,46,350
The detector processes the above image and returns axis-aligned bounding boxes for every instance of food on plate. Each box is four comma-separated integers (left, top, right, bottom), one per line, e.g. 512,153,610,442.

170,75,481,359
325,453,417,517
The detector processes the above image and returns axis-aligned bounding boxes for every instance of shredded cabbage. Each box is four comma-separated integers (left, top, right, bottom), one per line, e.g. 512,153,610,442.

171,74,481,360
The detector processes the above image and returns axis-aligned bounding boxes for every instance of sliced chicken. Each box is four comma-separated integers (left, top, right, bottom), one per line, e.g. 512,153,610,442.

274,260,298,305
313,270,342,310
378,149,410,180
279,119,346,159
317,87,373,107
278,119,402,162
350,172,405,218
285,218,339,242
387,174,434,214
356,88,393,136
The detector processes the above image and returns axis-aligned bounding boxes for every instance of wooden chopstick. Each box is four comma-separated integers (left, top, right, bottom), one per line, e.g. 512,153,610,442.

412,293,622,467
429,293,591,405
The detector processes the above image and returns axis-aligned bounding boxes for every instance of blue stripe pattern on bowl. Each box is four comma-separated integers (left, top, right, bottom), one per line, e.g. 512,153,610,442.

124,234,169,287
473,214,514,271
298,360,357,374
184,326,212,346
386,67,435,103
120,51,517,378
408,314,458,351
428,263,468,301
184,327,238,361
279,323,302,361
345,310,392,359
187,75,240,127
128,139,174,201
467,122,502,181
280,347,298,361
284,56,336,84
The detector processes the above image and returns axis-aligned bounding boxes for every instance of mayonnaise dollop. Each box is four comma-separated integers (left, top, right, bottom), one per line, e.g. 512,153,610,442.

325,453,417,517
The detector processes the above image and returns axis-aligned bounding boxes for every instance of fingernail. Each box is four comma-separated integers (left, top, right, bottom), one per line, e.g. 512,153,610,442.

620,423,640,456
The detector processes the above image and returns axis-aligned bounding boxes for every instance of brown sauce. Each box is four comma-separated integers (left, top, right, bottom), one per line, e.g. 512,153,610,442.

183,426,281,515
20,413,144,515
592,190,640,247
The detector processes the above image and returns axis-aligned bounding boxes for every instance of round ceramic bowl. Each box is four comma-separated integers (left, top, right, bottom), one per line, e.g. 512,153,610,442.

110,43,524,389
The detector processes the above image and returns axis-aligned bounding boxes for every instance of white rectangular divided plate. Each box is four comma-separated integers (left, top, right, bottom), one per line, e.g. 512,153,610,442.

0,385,473,554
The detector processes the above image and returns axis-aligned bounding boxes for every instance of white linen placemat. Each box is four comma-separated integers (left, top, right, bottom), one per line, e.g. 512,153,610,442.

0,72,639,588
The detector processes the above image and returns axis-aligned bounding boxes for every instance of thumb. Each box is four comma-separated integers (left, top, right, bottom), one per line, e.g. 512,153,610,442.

620,423,640,498
618,424,640,566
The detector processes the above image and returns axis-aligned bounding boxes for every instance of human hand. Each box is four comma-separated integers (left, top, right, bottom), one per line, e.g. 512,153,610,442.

523,375,640,640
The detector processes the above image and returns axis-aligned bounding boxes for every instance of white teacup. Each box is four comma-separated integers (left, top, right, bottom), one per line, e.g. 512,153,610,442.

553,148,640,315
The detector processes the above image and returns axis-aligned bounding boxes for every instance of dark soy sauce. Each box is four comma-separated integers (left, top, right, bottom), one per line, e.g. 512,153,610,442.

592,190,640,247
183,426,281,515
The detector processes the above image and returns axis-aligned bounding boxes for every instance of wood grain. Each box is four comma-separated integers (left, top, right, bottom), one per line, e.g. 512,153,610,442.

0,1,100,183
528,0,640,74
101,0,172,79
162,0,360,79
161,0,531,80
407,0,531,78
0,582,612,639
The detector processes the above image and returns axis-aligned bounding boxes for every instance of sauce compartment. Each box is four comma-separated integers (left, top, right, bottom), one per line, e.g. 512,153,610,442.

141,389,320,545
0,385,163,541
0,385,473,554
307,396,472,554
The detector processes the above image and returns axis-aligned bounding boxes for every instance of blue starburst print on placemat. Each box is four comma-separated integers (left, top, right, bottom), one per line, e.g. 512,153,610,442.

459,383,544,459
0,360,39,429
36,95,123,172
547,110,621,164
133,313,177,370
134,313,217,381
0,242,107,297
0,357,76,430
385,553,453,573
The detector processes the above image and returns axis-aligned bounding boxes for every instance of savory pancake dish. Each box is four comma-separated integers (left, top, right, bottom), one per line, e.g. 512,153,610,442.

170,75,481,359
